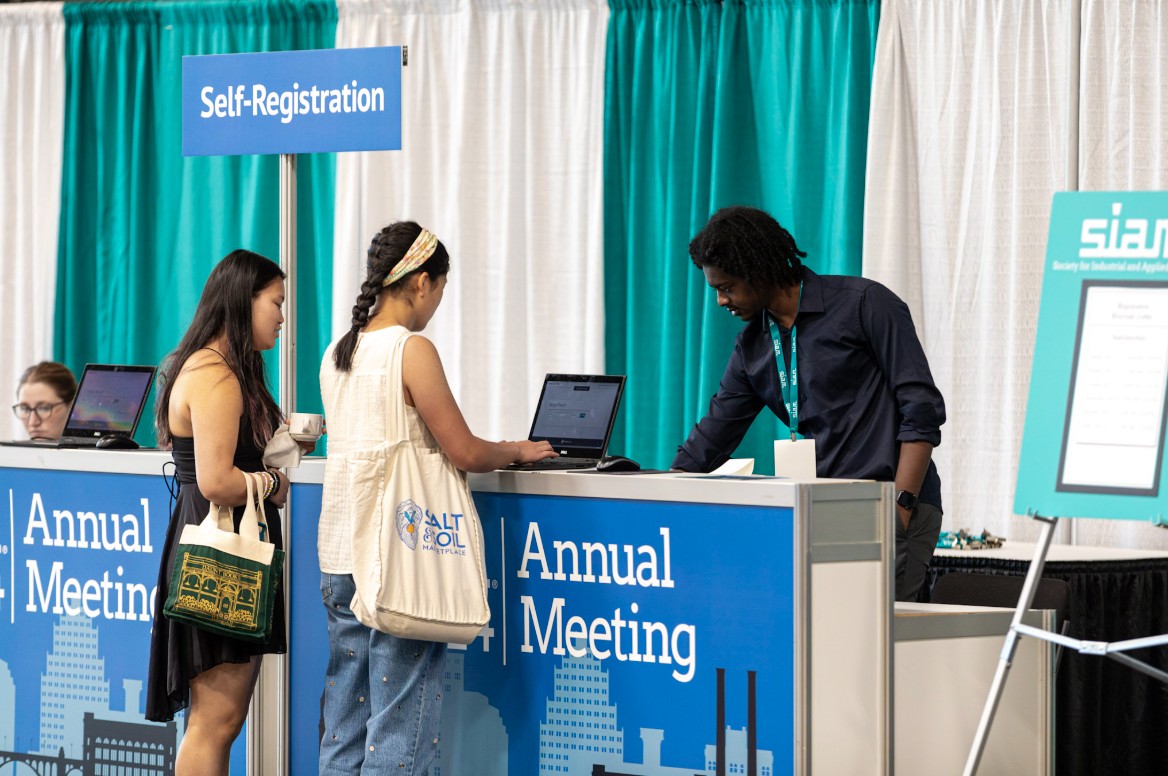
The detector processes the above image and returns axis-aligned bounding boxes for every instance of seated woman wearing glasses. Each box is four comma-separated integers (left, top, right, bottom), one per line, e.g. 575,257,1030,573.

13,362,77,441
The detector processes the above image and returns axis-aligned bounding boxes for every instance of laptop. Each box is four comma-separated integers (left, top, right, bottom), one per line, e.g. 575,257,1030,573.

3,364,156,448
506,374,626,471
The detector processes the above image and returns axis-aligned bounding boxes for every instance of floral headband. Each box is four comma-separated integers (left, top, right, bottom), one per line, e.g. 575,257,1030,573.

382,228,439,287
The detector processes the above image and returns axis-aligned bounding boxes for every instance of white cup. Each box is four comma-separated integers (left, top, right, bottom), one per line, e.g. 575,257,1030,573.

288,412,324,441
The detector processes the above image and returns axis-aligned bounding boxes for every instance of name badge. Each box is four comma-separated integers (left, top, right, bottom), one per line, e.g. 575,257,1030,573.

774,438,817,480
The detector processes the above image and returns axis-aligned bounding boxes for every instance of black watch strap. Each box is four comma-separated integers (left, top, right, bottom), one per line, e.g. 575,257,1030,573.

895,489,919,510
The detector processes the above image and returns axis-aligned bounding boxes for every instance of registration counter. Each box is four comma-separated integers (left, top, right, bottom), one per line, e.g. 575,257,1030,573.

0,448,892,775
894,602,1055,776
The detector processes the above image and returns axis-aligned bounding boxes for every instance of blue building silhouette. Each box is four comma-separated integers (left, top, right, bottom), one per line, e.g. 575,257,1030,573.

33,613,181,763
702,727,773,776
0,659,13,776
39,614,108,757
433,651,508,776
538,648,624,775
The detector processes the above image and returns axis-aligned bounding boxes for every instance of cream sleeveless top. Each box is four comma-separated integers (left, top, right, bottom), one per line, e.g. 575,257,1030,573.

318,326,438,573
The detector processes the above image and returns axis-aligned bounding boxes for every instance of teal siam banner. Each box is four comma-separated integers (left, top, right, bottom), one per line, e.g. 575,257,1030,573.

1015,192,1168,521
182,46,402,156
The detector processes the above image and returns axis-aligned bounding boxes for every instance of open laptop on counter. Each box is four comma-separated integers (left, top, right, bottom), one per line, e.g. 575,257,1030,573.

2,363,156,449
505,374,626,471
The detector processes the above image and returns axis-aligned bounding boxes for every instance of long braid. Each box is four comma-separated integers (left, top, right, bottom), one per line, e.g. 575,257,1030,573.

333,224,450,372
333,232,395,372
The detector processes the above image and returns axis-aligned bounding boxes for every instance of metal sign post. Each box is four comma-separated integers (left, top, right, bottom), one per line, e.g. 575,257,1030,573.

181,45,403,776
249,151,297,776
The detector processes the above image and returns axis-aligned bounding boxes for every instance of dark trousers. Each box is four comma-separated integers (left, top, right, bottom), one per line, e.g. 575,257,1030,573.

895,501,943,602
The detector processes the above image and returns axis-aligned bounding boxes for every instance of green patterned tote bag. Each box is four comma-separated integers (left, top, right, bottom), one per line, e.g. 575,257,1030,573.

163,471,284,642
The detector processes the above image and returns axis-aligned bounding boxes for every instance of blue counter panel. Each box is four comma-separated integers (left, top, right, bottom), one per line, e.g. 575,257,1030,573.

288,482,326,771
0,466,245,774
288,485,795,776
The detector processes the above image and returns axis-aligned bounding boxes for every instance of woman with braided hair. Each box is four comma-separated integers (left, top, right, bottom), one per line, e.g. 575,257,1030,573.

317,221,555,774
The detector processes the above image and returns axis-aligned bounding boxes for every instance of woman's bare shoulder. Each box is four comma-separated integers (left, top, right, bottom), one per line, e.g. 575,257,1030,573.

402,332,435,347
168,350,241,436
176,349,240,395
402,335,448,377
402,333,439,359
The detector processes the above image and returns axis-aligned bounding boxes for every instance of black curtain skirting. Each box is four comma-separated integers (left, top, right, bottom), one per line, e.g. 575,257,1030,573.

924,557,1168,776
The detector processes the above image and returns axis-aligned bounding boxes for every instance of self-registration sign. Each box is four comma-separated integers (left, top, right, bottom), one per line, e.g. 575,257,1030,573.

182,46,402,156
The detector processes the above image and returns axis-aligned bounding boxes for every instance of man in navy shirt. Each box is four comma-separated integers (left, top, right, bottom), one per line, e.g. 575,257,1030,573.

673,206,946,601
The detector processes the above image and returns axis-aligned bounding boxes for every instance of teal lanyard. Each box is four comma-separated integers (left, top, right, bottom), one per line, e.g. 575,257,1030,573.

767,283,802,441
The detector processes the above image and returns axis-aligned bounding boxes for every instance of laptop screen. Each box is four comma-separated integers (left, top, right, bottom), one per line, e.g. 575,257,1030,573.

62,364,157,440
527,374,625,458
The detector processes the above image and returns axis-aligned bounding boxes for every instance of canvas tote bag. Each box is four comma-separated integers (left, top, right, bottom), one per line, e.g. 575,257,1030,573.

163,471,284,642
346,332,490,644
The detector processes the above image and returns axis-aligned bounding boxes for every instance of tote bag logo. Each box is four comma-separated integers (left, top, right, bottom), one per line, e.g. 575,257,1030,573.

421,510,467,556
395,499,421,550
172,554,265,629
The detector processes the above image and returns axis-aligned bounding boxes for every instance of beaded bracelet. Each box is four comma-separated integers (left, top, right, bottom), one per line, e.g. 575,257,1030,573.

265,468,280,500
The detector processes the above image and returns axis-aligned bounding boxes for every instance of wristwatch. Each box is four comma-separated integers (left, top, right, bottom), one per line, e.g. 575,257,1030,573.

895,489,919,511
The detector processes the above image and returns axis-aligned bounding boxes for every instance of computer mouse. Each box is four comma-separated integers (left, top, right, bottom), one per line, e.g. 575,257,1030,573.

596,455,640,473
96,434,140,450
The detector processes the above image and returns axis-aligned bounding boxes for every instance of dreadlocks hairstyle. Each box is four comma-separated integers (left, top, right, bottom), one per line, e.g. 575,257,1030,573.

155,249,285,449
688,206,807,288
332,221,451,373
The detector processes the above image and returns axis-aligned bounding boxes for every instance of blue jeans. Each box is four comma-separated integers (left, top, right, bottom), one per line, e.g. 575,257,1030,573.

319,573,447,776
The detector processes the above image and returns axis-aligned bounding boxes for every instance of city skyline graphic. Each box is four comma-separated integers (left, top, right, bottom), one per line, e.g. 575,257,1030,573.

0,613,182,775
451,637,775,776
3,607,776,775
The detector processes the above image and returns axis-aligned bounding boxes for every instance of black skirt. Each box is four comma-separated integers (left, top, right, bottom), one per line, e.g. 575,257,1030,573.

145,436,287,723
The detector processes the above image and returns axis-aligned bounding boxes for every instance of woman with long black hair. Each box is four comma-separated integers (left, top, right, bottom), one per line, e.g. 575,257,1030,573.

146,249,289,775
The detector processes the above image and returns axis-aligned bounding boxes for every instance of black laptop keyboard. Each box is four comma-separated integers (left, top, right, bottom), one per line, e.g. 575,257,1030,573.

507,457,597,471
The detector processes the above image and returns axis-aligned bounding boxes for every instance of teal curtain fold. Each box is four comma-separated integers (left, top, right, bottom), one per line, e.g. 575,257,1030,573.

56,0,337,444
604,0,880,472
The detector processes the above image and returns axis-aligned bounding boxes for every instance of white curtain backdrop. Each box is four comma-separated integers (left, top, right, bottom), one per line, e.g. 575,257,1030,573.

863,0,1079,544
0,4,64,440
1079,0,1168,192
332,0,609,442
1072,0,1168,549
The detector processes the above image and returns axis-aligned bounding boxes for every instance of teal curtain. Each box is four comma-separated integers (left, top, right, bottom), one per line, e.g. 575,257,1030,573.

604,0,880,472
56,0,337,444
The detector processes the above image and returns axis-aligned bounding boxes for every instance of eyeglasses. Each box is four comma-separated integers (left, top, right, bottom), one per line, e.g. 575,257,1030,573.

12,402,67,421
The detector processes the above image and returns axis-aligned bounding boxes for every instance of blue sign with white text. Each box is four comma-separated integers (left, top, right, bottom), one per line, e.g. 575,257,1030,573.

0,466,247,775
288,486,795,775
182,46,402,156
2,468,797,775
